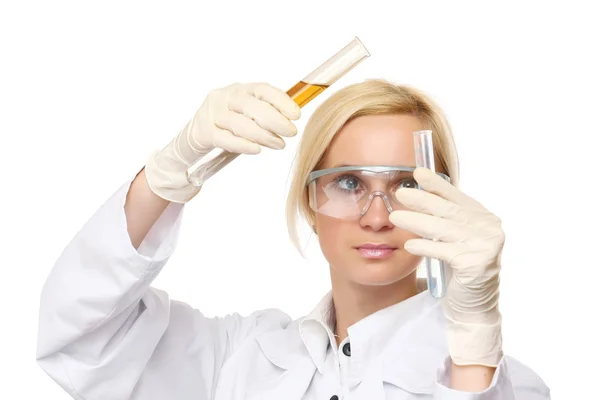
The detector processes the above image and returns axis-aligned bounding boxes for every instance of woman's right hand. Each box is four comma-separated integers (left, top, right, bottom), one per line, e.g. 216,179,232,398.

144,82,301,203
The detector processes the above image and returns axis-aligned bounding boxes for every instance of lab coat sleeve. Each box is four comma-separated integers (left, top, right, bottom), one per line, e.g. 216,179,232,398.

432,355,551,399
35,173,290,400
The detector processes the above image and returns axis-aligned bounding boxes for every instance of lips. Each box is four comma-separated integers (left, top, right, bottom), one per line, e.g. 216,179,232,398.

355,243,398,259
356,243,398,250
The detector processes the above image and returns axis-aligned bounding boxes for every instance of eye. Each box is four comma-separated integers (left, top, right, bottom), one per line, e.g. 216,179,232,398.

335,175,361,191
397,178,418,189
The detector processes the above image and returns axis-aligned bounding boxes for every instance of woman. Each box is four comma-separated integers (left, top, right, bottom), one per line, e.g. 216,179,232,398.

36,80,550,399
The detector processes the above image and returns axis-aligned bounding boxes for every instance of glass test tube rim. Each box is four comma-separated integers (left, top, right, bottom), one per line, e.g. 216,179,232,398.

301,36,370,86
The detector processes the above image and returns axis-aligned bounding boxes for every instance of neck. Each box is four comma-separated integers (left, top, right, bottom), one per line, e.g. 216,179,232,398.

330,270,419,346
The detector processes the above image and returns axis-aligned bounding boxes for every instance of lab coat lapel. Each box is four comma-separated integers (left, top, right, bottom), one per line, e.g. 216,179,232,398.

250,325,317,399
379,300,448,395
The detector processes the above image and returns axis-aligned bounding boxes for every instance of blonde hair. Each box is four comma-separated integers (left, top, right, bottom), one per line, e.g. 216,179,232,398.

286,79,460,254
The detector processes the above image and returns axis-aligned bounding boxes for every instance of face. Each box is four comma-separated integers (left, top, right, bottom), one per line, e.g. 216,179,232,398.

314,114,424,287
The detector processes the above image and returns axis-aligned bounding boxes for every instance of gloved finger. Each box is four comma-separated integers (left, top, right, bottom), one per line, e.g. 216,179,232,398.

404,238,504,277
413,167,488,212
214,110,285,150
246,82,301,120
229,93,298,138
403,238,472,268
389,209,468,242
395,186,499,228
212,127,262,155
395,187,471,223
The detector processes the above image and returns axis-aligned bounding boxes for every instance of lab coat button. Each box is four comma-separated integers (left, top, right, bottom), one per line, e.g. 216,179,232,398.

330,396,339,400
342,342,351,356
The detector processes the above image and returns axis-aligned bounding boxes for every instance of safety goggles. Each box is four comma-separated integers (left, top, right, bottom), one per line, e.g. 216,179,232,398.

306,166,451,220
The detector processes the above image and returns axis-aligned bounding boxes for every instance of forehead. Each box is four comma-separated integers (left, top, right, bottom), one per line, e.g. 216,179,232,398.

320,114,425,168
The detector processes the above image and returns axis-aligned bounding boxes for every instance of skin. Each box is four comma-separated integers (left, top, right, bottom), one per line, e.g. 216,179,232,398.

314,113,496,391
315,114,424,332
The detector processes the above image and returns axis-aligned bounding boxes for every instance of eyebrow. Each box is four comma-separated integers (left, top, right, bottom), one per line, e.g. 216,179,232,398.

331,163,356,168
330,163,414,168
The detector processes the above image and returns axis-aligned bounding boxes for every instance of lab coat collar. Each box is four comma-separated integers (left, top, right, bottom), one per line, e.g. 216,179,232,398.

298,291,337,373
255,289,449,394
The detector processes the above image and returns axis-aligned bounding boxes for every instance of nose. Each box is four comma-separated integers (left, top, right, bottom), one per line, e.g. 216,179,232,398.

359,192,395,231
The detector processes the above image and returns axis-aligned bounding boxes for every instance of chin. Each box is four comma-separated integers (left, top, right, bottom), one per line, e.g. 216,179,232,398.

351,265,415,286
343,250,421,287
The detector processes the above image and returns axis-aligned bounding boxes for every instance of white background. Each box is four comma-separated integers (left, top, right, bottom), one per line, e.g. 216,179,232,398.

1,0,599,398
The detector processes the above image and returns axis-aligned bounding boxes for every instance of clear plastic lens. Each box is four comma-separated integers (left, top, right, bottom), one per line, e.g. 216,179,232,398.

308,169,414,219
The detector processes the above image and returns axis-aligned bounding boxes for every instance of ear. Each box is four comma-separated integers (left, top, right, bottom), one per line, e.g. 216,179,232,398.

307,210,318,234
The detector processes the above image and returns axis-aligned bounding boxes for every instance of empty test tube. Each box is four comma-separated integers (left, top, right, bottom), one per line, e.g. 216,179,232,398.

413,130,447,298
185,37,370,187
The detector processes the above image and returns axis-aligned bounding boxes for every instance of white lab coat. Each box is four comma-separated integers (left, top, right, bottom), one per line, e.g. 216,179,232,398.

36,175,551,399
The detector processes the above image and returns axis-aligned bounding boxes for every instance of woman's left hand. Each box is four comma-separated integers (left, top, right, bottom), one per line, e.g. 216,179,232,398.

389,167,505,367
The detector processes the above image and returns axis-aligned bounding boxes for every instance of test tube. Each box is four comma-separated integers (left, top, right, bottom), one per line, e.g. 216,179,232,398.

185,37,370,187
413,130,447,299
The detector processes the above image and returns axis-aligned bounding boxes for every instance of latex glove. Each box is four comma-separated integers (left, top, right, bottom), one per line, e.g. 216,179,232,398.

389,167,504,367
145,83,301,203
